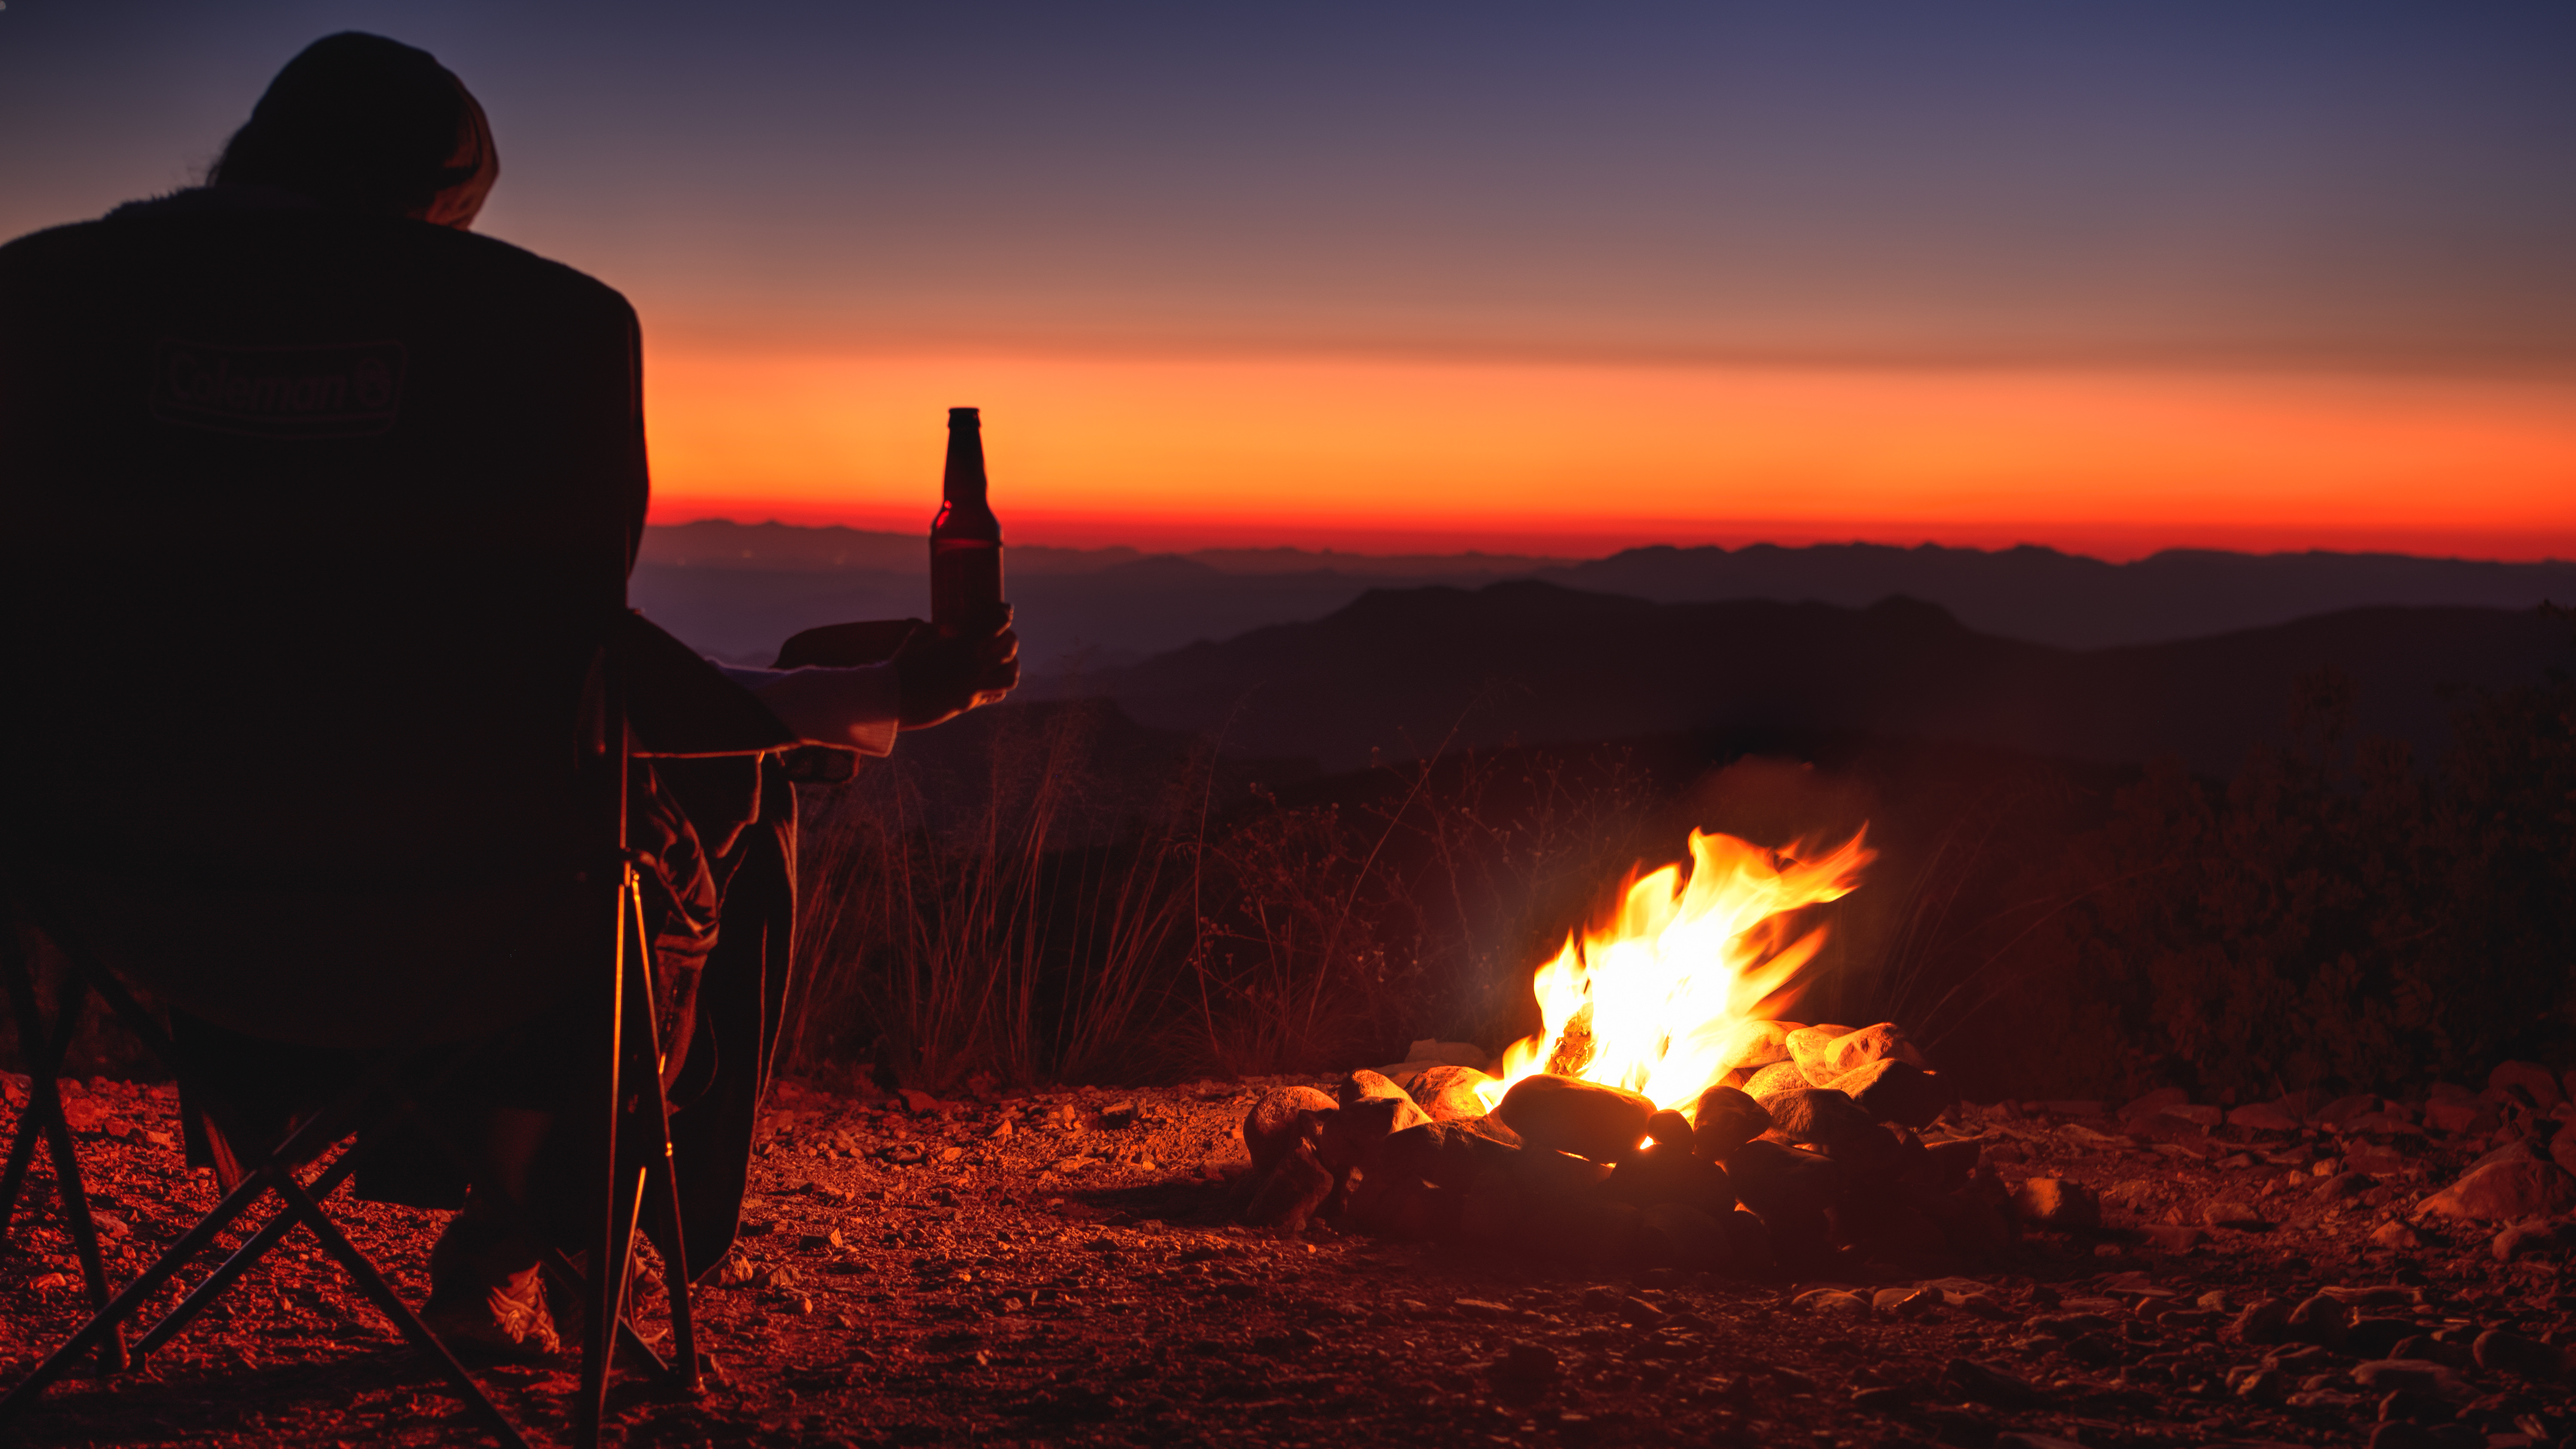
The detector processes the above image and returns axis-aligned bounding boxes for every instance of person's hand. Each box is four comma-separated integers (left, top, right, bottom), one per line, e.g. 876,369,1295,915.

891,607,1020,729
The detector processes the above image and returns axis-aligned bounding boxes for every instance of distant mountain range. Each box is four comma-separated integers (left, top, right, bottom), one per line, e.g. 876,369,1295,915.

634,519,2576,670
1061,583,2573,776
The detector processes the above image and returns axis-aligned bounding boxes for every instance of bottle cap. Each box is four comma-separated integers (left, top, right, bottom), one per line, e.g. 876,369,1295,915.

948,406,980,425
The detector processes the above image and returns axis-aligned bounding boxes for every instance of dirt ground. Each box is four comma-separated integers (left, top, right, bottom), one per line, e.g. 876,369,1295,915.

3,1069,2572,1448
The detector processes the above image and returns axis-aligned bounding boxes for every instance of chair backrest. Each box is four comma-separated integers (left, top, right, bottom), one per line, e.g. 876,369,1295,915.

0,192,649,1043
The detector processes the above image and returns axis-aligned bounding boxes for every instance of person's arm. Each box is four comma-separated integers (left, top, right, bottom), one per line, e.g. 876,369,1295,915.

713,608,1020,755
716,662,902,756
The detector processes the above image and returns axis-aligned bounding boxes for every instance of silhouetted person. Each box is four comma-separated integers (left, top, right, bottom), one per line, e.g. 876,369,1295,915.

0,32,1014,1357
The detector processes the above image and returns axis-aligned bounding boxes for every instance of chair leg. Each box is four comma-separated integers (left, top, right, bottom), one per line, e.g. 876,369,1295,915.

0,956,80,1242
0,1144,286,1424
574,870,638,1449
627,869,702,1397
0,930,127,1373
127,1145,363,1365
268,1170,530,1449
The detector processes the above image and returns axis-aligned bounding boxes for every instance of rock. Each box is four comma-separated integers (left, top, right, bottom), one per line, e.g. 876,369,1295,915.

1631,1202,1733,1271
1708,1018,1795,1072
1690,1086,1773,1163
2140,1224,2204,1253
1243,1141,1334,1231
1319,1095,1433,1177
2423,1097,2498,1135
1938,1357,2042,1407
1721,1208,1774,1275
1491,1075,1654,1164
2367,1425,2442,1449
1243,1087,1334,1179
2489,1061,2564,1109
1993,1437,2084,1449
2472,1328,2562,1379
2416,1159,2576,1222
1364,1120,1517,1192
1838,1058,1952,1128
1762,1088,1878,1148
2228,1297,2291,1345
2287,1292,2353,1348
2227,1102,2303,1133
1874,1286,1935,1317
2318,1171,2375,1201
2491,1215,2576,1261
1378,1038,1492,1075
2010,1177,2100,1231
1743,1060,1810,1101
2549,1133,2576,1182
1505,1145,1616,1198
1642,1108,1694,1153
2118,1086,2189,1122
2203,1200,2268,1230
1725,1139,1846,1220
2349,1359,2471,1399
1783,1023,1857,1083
1490,1341,1560,1384
1338,1070,1414,1110
1395,1064,1498,1122
1099,1100,1138,1129
2346,1317,2418,1358
1458,1185,1543,1251
1813,1022,1930,1079
2316,1093,2380,1130
1601,1141,1735,1216
1792,1287,1870,1315
2370,1219,2425,1249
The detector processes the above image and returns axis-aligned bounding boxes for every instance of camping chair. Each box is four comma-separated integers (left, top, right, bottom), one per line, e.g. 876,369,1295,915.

0,619,797,1446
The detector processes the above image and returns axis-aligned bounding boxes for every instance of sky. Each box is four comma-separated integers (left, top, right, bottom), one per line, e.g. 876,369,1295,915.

5,2,2573,558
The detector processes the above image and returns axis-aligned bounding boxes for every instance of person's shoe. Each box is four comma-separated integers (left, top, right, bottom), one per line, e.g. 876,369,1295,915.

546,1237,666,1356
421,1214,563,1364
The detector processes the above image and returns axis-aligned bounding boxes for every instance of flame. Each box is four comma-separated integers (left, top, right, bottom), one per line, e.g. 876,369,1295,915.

1474,828,1874,1116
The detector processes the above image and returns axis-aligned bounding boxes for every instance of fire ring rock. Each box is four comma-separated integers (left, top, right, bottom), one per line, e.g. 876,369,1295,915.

1759,1087,1879,1149
1242,1086,1334,1181
1602,1141,1736,1217
1837,1058,1953,1129
1492,1075,1654,1164
1709,1018,1796,1073
1689,1086,1774,1163
1783,1024,1857,1085
1724,1139,1847,1221
1632,1202,1733,1271
1395,1064,1499,1123
1816,1022,1929,1080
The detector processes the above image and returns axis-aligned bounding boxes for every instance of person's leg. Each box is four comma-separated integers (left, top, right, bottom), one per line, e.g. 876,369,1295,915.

420,1107,561,1360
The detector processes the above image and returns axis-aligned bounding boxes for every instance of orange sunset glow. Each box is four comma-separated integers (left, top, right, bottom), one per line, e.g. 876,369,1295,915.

642,345,2576,560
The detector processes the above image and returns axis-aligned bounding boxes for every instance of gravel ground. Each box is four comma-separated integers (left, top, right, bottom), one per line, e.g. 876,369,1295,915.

5,1069,2575,1448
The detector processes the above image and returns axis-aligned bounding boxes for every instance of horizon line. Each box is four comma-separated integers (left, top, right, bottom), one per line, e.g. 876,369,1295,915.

642,509,2576,569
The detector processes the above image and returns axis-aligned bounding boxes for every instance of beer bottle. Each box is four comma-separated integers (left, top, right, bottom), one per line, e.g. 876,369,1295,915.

929,406,1004,629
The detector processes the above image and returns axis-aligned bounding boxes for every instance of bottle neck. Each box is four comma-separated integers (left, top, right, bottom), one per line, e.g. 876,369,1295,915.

943,423,988,506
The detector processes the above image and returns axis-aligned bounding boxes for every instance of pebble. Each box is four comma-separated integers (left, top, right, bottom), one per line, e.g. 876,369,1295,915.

2201,1200,2267,1229
2010,1176,2100,1231
2471,1328,2563,1379
2350,1359,2470,1399
2415,1159,2576,1222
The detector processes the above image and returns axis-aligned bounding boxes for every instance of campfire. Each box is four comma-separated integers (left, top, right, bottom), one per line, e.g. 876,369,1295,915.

1240,827,1999,1278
